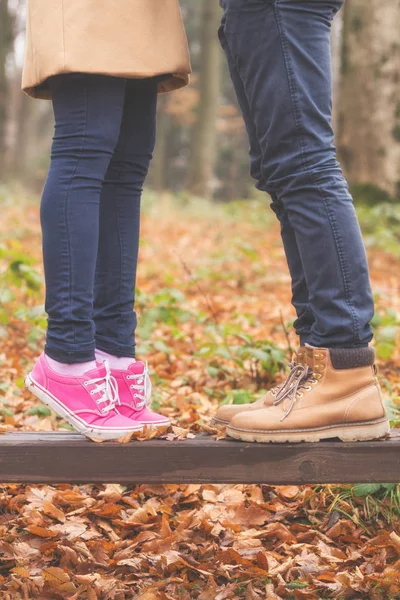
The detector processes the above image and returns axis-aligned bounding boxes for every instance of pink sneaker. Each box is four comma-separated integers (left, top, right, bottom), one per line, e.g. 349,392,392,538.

109,361,170,431
25,353,144,441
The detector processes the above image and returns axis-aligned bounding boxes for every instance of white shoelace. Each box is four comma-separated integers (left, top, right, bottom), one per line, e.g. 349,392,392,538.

126,362,152,410
84,359,120,414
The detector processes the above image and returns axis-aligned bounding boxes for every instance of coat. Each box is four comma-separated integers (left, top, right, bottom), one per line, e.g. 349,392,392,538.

22,0,191,99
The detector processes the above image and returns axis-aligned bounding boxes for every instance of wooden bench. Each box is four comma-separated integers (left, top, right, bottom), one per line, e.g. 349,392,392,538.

0,431,399,484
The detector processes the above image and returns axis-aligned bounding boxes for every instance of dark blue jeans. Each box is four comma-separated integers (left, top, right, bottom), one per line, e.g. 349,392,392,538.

219,0,374,348
41,74,157,363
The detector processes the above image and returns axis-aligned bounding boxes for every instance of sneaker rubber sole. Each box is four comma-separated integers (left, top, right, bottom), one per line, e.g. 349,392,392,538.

226,418,390,444
137,419,170,433
25,372,144,441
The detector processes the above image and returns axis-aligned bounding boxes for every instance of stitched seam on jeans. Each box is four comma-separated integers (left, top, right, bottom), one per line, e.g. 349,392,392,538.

115,194,124,356
272,2,360,344
114,82,129,357
63,81,88,348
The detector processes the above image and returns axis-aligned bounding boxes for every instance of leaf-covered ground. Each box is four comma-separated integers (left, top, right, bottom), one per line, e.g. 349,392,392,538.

0,187,400,599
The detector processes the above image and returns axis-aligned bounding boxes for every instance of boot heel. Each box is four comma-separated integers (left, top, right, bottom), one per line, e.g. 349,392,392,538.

338,420,390,443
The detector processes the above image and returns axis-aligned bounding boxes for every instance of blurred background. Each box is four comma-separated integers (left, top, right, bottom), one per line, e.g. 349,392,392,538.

1,0,399,204
1,4,400,596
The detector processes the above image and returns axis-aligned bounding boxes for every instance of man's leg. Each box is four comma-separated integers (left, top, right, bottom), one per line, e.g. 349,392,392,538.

218,15,315,346
218,0,389,442
219,0,373,348
211,15,313,430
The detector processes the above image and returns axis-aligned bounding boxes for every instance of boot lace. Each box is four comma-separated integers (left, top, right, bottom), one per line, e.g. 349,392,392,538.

273,364,316,421
126,362,152,410
84,360,120,414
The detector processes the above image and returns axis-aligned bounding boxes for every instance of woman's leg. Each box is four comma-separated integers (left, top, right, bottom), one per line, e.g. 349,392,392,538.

41,73,127,364
93,78,158,358
27,74,147,440
92,79,170,431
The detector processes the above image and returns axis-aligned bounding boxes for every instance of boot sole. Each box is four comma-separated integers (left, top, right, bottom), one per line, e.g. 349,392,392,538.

226,418,390,444
25,373,144,441
209,417,229,430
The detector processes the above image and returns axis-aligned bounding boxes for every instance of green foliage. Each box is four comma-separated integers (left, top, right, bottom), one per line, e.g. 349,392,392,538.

353,184,395,206
26,404,52,417
0,244,42,291
357,202,400,256
0,243,44,339
392,124,400,143
220,389,255,406
286,581,308,590
198,323,286,389
371,305,399,361
329,483,400,525
136,287,194,343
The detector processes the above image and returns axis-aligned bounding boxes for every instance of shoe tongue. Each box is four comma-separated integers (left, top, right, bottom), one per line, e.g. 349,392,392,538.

292,347,306,365
85,362,107,378
127,361,145,375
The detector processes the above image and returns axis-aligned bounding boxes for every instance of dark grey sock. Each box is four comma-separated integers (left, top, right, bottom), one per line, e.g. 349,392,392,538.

329,347,375,370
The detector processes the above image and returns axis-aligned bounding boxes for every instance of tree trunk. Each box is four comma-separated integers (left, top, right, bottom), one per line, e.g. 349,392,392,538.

187,0,222,198
0,0,14,177
10,82,36,182
337,0,400,199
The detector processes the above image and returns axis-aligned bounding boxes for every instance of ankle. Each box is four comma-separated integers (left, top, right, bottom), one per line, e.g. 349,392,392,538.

45,355,97,376
328,346,375,370
95,349,135,370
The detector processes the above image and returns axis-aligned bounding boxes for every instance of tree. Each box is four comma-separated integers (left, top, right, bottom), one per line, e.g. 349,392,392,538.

337,0,400,200
0,0,15,177
186,0,222,198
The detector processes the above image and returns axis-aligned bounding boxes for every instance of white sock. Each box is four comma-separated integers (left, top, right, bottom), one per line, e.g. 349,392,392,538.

95,349,135,370
46,355,97,376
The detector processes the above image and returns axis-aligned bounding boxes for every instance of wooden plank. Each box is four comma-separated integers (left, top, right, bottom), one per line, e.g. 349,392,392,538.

0,431,399,485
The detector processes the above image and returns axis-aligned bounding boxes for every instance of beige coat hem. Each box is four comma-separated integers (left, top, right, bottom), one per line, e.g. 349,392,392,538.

23,70,189,100
22,0,191,100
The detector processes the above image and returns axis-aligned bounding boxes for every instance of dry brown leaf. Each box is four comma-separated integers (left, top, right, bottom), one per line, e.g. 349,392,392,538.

42,566,76,593
11,566,30,578
389,531,400,553
26,525,58,538
277,486,300,499
42,500,66,523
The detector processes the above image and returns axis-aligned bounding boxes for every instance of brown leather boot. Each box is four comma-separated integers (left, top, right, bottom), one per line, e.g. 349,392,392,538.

226,345,390,443
210,348,306,429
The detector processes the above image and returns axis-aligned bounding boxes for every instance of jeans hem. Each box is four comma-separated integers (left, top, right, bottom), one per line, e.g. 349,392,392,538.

45,344,96,364
95,339,135,359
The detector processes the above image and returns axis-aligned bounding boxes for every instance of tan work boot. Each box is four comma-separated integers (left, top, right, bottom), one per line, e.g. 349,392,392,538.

210,348,306,429
226,345,390,443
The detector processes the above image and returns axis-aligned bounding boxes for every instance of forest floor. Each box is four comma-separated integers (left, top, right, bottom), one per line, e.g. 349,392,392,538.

1,187,400,599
